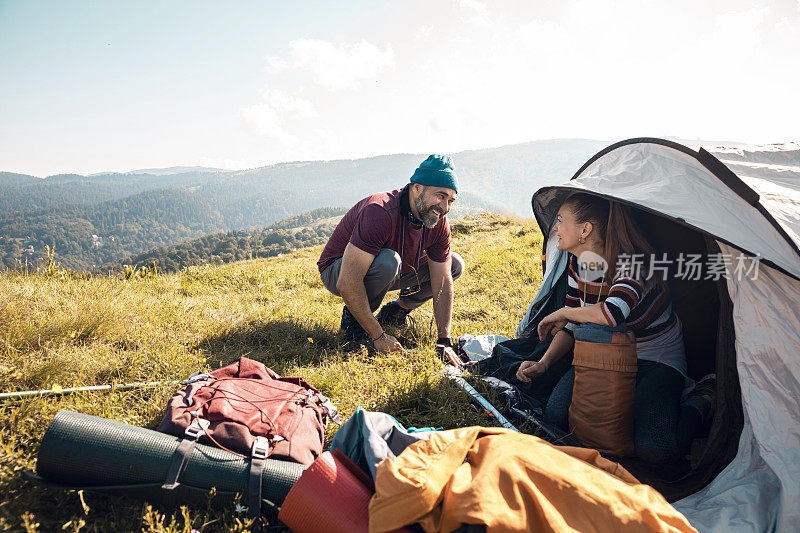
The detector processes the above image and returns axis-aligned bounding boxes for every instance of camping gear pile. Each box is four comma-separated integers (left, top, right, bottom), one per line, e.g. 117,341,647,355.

27,369,698,531
23,138,800,531
26,357,338,520
24,410,305,517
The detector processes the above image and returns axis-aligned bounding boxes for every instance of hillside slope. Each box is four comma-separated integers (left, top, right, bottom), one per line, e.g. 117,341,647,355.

118,206,348,272
0,189,225,270
0,213,543,531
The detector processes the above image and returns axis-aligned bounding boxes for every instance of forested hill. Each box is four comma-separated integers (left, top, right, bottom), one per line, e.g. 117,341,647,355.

0,169,225,212
0,138,609,272
0,189,224,271
2,139,609,215
116,191,500,273
0,171,40,187
119,207,347,272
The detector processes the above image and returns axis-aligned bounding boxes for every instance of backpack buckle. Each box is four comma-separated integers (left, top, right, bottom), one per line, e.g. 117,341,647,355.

321,398,343,425
251,436,269,460
186,372,212,384
185,417,209,439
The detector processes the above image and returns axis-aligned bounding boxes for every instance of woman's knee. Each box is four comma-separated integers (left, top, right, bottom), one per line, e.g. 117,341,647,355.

544,368,574,430
544,401,569,430
635,434,682,464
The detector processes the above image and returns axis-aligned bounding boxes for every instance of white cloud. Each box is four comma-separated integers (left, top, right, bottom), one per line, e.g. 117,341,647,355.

458,0,488,16
456,0,490,24
265,38,395,91
236,0,800,167
703,7,769,58
239,88,317,144
415,24,434,41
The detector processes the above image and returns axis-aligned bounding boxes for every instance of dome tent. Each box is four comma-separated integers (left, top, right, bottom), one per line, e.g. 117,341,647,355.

516,138,800,532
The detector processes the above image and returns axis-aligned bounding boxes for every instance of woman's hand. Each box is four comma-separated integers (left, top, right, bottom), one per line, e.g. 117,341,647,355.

537,309,569,340
516,360,548,382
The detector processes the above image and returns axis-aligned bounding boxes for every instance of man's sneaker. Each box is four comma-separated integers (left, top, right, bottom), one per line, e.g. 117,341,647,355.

340,306,369,345
684,373,716,426
376,301,411,328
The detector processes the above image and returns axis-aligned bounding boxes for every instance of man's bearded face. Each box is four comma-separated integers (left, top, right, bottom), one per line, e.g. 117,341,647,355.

414,187,446,229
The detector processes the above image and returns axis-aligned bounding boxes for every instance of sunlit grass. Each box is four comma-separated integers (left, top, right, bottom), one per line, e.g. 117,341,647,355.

0,213,543,531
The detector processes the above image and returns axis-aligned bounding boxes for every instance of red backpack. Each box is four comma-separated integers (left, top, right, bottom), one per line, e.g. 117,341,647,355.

157,357,341,465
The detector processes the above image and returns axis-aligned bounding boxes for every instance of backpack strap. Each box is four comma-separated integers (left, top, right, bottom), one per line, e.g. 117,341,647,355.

247,435,283,519
162,414,209,490
317,393,343,425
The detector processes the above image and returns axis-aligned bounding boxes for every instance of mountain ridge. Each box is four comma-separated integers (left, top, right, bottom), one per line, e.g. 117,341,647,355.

1,137,767,273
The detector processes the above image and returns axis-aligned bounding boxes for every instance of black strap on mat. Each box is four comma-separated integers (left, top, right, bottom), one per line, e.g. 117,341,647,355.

24,469,283,510
248,436,270,519
162,418,209,490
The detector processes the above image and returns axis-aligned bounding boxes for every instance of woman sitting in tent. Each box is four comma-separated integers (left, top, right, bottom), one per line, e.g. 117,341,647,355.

516,192,714,464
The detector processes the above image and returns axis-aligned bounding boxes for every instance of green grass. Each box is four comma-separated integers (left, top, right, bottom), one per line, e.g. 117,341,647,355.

0,213,543,532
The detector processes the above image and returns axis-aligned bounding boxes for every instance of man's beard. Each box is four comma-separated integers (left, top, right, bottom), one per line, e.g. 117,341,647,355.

414,192,444,229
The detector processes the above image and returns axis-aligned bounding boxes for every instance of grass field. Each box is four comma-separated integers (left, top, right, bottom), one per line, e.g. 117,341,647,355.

0,214,544,532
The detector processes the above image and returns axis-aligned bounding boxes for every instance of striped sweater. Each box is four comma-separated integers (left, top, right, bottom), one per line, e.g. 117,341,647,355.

566,254,677,342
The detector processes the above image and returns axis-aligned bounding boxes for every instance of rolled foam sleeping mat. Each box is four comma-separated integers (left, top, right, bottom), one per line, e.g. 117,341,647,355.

278,450,373,533
33,410,305,510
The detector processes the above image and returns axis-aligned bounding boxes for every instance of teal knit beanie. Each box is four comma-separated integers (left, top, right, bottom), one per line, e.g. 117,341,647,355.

410,155,459,193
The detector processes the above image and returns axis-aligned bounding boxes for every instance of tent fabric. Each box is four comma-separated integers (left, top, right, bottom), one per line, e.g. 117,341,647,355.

532,142,800,280
368,426,696,533
516,228,566,338
674,244,800,532
520,139,800,532
737,173,800,249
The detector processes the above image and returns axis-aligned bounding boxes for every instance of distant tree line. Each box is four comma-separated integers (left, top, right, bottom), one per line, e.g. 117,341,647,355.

0,152,517,273
0,189,225,271
118,206,346,272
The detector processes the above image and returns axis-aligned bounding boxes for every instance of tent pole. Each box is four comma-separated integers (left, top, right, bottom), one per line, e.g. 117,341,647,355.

444,368,520,432
0,381,180,401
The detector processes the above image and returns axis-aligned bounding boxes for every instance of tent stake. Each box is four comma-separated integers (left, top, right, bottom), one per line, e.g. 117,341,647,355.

0,381,180,401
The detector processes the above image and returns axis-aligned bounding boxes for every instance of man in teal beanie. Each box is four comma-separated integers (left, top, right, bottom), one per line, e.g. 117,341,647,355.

318,155,464,362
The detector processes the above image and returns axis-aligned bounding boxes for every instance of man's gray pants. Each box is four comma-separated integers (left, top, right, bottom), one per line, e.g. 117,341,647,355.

320,249,465,312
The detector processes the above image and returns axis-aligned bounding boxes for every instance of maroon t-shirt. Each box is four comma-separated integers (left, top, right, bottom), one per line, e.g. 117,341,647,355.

317,189,451,274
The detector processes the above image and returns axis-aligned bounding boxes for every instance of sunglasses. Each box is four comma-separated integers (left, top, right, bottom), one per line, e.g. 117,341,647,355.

399,264,422,296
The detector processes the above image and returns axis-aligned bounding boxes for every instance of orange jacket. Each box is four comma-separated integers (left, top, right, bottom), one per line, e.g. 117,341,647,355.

369,427,696,533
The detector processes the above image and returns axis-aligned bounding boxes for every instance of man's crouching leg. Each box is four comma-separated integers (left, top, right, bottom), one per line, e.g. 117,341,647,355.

320,249,402,342
377,252,465,328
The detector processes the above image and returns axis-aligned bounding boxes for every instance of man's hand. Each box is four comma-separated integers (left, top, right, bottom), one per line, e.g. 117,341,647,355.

537,309,569,341
516,360,548,382
435,337,462,366
437,345,462,366
373,331,403,353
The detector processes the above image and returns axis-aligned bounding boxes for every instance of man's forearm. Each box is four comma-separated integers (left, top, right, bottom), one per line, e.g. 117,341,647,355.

432,277,453,338
338,280,383,339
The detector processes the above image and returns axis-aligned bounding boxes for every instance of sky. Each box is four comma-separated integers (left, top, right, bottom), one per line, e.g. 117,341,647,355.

1,0,799,177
